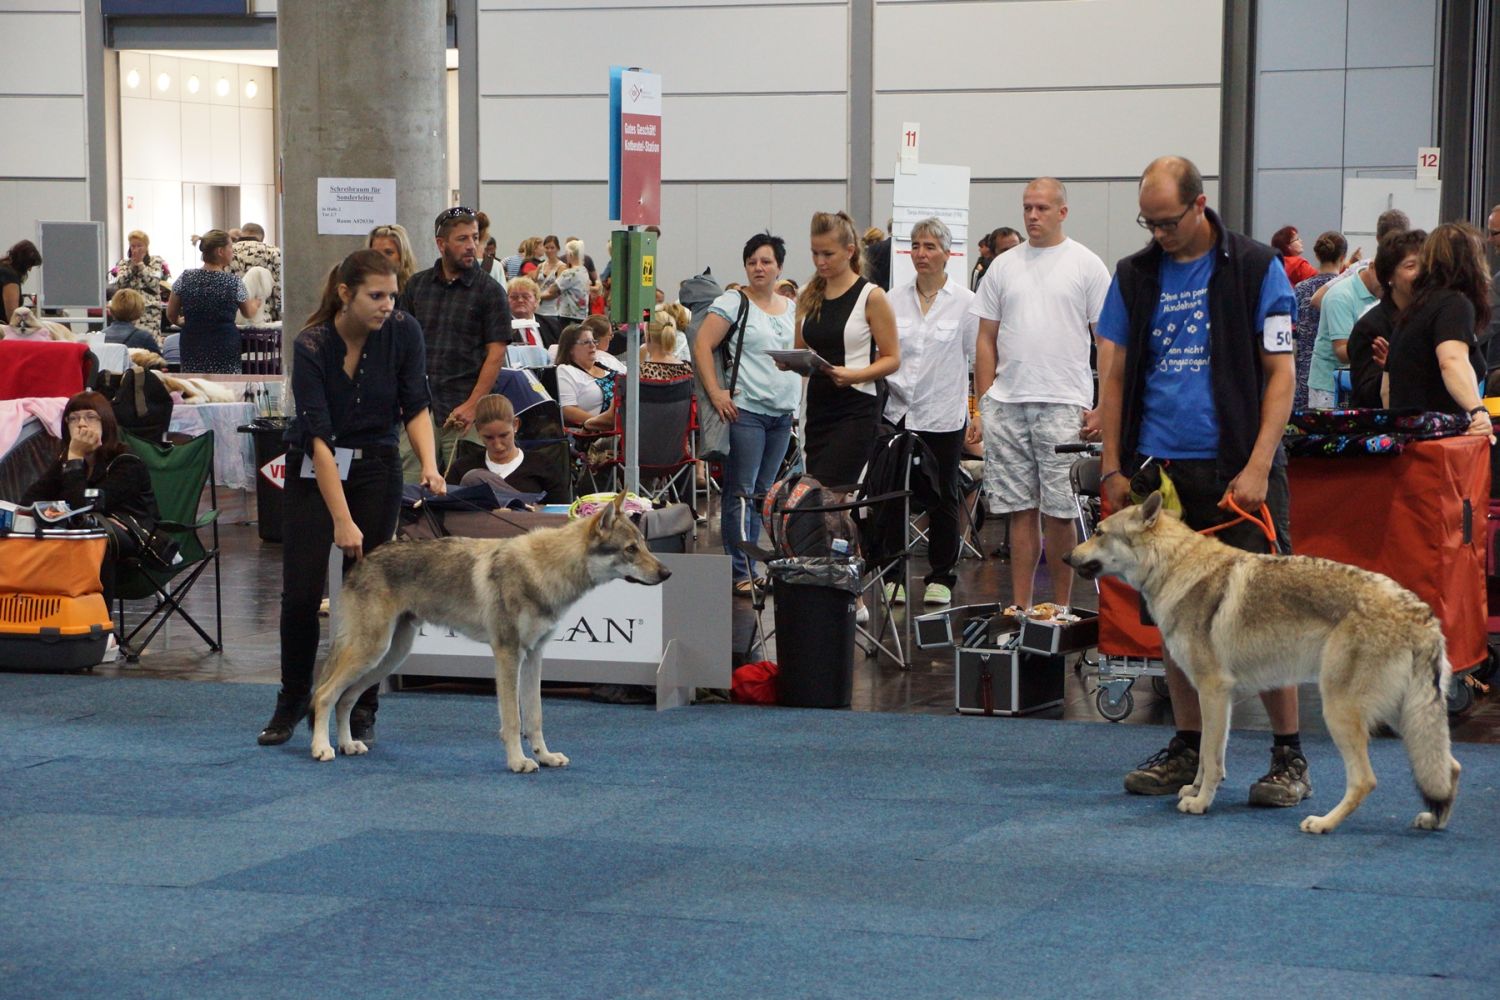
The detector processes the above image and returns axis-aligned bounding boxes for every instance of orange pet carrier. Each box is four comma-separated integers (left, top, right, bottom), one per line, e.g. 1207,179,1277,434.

0,530,114,671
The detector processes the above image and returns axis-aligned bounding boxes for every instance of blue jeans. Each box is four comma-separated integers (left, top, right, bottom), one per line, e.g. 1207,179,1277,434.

721,409,794,581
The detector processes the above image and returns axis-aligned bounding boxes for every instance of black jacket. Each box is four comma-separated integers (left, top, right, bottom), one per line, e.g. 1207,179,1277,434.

22,449,159,522
1112,208,1284,477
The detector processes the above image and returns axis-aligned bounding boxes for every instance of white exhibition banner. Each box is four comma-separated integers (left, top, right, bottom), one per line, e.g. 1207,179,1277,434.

890,163,970,290
316,177,397,236
408,576,665,664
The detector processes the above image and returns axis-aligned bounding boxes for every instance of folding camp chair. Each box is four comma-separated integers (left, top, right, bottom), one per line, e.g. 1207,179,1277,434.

583,373,700,509
114,430,222,661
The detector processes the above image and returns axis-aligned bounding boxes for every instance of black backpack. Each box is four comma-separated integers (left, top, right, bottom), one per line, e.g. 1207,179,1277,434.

95,367,173,442
761,473,858,558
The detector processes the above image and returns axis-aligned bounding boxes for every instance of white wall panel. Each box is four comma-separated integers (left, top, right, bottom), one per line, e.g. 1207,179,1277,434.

0,97,86,178
209,106,242,185
239,108,275,185
148,55,181,102
179,59,211,105
118,51,151,100
239,184,276,246
770,182,847,284
481,182,555,259
481,0,832,8
0,13,84,95
874,0,1221,92
479,6,846,97
237,64,273,110
657,184,701,295
149,180,184,276
480,97,604,182
0,181,87,263
207,65,238,107
872,89,1220,181
665,95,846,181
481,93,846,183
692,183,771,279
121,96,180,183
179,104,212,183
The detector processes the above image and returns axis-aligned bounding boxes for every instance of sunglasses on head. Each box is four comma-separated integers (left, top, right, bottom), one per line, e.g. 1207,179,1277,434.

434,207,476,235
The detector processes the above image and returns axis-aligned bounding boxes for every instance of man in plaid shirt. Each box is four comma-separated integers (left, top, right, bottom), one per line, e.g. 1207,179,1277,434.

398,207,513,479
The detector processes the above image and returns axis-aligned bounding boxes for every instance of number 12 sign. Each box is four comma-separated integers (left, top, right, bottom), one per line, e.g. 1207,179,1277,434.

1417,146,1440,189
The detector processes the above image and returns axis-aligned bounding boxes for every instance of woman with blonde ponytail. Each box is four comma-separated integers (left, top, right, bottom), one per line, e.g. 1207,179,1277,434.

793,210,900,485
257,249,445,748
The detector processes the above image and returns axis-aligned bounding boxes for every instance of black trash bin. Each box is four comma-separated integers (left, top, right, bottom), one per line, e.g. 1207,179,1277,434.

238,417,289,543
770,556,862,708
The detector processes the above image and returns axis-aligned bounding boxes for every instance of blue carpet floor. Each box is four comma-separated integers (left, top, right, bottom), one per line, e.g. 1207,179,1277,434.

2,673,1498,1000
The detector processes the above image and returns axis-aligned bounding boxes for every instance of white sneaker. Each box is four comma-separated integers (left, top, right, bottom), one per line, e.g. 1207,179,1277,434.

883,582,905,605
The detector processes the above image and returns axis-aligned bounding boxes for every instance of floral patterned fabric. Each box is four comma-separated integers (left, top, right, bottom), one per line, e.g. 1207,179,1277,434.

1283,407,1470,457
111,254,171,338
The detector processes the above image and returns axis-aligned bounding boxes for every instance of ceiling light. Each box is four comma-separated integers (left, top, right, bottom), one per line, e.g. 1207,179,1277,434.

244,80,258,100
156,72,171,92
215,77,230,97
187,75,200,94
126,69,140,89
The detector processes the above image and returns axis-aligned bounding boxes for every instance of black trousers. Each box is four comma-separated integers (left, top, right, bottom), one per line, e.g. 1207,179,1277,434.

279,446,403,708
884,419,965,588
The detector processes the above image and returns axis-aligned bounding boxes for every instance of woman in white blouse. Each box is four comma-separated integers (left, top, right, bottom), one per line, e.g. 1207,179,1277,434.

554,320,620,433
883,217,978,607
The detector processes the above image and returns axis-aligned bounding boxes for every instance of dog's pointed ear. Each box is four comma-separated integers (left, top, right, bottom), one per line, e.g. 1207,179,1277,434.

594,501,616,534
1140,490,1163,527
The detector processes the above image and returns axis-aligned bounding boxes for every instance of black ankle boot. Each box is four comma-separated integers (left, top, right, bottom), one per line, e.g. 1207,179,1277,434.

257,690,309,746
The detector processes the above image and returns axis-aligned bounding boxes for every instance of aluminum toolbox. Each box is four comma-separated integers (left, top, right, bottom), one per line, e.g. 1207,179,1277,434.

955,644,1066,716
914,603,1012,649
1018,609,1100,655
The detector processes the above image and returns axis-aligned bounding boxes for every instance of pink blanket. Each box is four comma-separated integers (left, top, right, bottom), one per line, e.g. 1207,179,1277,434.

0,397,67,458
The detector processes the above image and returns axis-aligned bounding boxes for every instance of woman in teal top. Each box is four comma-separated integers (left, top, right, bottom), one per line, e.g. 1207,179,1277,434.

692,232,801,592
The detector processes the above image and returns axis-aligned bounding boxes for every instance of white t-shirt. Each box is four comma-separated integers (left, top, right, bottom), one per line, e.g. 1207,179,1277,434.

556,363,607,413
485,450,526,479
969,237,1110,408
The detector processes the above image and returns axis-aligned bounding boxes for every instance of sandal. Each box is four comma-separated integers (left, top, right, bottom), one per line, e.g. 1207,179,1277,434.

733,578,756,597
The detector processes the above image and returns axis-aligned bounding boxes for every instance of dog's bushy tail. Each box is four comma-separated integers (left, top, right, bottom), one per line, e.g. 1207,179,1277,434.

1400,623,1460,830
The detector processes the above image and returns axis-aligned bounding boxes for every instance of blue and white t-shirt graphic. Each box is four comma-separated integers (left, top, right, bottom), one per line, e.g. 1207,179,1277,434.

1153,287,1211,377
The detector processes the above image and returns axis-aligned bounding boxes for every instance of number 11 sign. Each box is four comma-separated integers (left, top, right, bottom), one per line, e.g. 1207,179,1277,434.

900,121,920,175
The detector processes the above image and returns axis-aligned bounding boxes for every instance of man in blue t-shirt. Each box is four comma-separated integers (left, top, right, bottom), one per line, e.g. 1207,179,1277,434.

1096,156,1308,809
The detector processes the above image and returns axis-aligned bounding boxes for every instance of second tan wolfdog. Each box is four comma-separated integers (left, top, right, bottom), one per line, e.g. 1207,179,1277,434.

309,494,670,772
1065,492,1460,834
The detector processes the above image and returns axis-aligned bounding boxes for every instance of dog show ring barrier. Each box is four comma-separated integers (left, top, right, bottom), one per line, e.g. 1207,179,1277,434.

327,549,733,709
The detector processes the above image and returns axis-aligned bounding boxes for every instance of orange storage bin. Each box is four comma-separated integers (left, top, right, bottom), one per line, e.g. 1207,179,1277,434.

0,533,106,598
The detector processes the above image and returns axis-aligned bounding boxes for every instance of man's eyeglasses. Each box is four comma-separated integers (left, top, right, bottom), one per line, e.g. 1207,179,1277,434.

1488,229,1500,240
434,206,476,235
1136,203,1196,234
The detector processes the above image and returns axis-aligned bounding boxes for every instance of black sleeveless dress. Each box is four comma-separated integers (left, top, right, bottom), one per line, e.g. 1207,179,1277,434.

800,277,881,486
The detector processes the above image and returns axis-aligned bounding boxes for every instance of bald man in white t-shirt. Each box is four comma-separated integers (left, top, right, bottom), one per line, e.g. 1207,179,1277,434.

970,177,1110,611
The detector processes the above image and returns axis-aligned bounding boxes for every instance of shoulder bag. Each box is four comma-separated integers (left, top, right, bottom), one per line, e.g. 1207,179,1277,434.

696,292,750,463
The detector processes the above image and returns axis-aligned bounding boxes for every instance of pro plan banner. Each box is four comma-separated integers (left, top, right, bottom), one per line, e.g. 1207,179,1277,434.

616,69,662,226
410,577,665,664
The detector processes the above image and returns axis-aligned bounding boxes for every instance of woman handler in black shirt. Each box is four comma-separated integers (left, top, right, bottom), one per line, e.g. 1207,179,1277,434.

1385,222,1492,434
257,250,446,746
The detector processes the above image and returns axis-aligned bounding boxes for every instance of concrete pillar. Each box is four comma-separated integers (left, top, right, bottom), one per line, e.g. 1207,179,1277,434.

278,0,448,345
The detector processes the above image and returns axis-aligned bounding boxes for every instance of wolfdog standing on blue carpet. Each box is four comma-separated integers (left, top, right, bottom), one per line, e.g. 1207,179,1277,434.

1065,491,1461,834
308,494,670,771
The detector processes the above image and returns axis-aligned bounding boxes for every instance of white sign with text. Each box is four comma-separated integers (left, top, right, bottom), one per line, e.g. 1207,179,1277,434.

408,576,665,663
316,177,397,236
